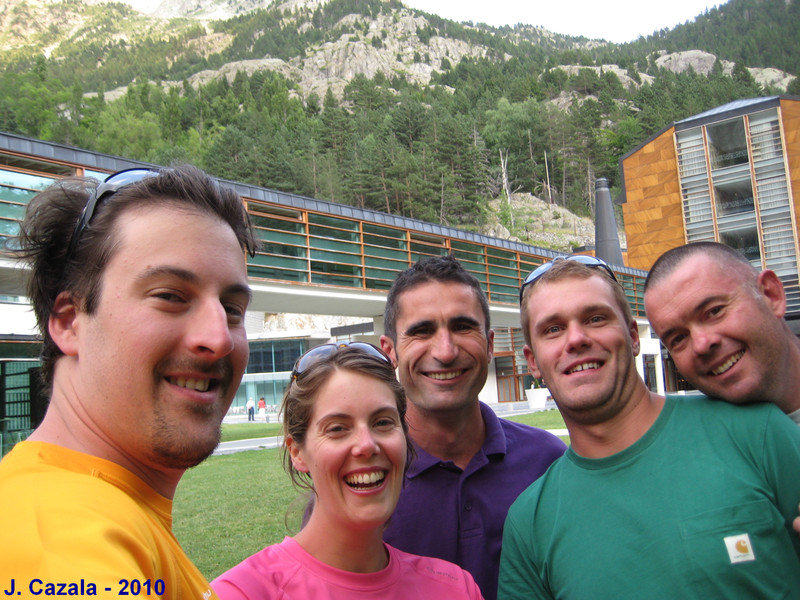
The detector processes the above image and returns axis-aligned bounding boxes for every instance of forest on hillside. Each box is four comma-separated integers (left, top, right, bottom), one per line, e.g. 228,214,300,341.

0,0,797,230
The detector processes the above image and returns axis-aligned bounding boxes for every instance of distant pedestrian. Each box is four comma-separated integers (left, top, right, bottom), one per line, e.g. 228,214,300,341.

257,397,266,421
246,397,255,422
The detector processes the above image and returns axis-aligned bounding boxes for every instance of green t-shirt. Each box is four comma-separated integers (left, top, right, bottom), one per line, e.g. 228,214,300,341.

499,396,800,599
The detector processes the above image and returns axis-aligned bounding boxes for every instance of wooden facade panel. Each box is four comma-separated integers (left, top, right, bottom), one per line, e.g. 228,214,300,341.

625,189,645,204
624,99,800,273
781,99,800,224
626,206,666,224
641,184,679,200
624,222,650,235
627,242,683,271
626,161,676,183
622,126,682,270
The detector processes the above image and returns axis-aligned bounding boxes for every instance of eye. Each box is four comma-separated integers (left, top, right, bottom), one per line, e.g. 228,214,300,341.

706,305,724,319
153,290,186,304
324,423,348,436
588,314,606,324
224,303,246,323
407,324,433,338
667,332,687,350
374,416,399,430
543,324,563,335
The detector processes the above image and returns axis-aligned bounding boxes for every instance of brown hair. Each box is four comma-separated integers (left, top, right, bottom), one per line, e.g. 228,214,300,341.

383,254,490,343
12,164,256,384
520,259,633,347
280,346,412,492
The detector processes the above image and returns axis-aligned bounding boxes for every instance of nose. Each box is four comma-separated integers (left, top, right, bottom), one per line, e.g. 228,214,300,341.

691,327,720,356
564,322,591,352
431,329,458,364
189,299,235,357
352,425,380,457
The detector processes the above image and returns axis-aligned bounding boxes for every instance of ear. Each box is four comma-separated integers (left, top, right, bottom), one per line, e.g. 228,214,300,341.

48,292,81,357
523,344,542,379
379,334,398,368
756,270,786,319
629,319,641,357
286,436,309,474
486,328,495,362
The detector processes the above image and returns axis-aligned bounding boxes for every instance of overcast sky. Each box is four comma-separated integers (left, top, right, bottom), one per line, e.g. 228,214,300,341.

402,0,724,44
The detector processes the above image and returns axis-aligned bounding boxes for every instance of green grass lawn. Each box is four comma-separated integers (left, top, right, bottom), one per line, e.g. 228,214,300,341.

220,422,283,442
174,448,301,580
505,408,566,431
174,409,568,580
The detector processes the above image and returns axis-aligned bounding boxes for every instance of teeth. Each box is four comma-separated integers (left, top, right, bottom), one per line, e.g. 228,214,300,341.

427,370,463,380
345,471,386,488
170,377,210,392
711,351,744,376
568,362,600,374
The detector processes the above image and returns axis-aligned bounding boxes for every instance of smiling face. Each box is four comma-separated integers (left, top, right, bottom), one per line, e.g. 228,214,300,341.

68,204,251,471
523,273,641,425
380,280,494,415
645,254,788,405
287,369,407,533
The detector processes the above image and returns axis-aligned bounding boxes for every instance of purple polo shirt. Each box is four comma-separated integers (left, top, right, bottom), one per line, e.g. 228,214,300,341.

383,402,567,600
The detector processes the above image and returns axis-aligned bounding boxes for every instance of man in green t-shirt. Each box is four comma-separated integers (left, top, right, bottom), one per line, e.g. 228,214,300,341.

499,255,800,599
644,241,800,425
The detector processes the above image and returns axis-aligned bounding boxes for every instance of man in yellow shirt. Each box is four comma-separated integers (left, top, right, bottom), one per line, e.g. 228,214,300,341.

0,165,256,598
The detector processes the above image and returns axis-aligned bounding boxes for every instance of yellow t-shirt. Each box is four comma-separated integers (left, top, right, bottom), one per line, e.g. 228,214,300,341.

0,441,218,599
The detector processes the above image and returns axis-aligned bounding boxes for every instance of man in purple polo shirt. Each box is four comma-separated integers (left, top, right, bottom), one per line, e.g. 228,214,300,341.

380,255,566,600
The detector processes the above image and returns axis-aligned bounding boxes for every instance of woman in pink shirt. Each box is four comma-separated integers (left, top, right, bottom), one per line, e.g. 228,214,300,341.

213,342,483,600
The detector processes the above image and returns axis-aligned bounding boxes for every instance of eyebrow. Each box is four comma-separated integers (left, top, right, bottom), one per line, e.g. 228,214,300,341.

533,303,615,331
403,315,482,335
137,266,252,300
658,294,728,341
314,405,400,426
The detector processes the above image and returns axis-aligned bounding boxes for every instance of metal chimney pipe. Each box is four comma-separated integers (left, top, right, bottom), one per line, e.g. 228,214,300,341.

594,178,624,266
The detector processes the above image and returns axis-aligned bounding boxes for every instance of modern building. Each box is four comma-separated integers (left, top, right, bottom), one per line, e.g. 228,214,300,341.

621,95,800,320
620,95,800,388
0,131,655,454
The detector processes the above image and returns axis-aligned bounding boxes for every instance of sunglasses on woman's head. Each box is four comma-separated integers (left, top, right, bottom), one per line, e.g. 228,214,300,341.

291,342,392,380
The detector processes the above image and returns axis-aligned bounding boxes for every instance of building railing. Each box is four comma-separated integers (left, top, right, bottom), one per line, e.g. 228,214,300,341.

0,132,648,316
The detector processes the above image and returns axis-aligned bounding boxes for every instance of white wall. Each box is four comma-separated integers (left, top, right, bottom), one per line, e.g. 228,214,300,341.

0,302,38,336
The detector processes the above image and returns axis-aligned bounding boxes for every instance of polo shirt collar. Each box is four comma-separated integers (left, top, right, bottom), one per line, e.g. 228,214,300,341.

405,402,509,478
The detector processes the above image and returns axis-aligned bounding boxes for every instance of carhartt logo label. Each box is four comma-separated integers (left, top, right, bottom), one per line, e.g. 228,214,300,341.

724,533,755,564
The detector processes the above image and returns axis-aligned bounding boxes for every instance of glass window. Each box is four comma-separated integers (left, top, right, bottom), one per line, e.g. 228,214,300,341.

676,128,708,178
0,170,56,190
719,227,761,262
713,177,754,216
83,169,110,180
706,118,749,170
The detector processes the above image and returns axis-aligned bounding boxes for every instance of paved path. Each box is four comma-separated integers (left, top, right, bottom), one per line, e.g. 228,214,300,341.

213,429,569,456
214,436,283,455
215,401,568,456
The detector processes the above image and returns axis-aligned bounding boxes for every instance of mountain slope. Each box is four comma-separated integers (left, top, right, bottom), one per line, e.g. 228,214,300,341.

0,0,795,244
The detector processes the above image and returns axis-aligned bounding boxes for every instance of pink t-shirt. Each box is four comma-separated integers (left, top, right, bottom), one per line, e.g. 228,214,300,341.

212,537,484,600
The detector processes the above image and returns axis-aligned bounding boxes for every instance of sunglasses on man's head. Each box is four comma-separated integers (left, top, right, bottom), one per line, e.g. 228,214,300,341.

66,168,160,262
291,342,392,380
519,255,618,303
